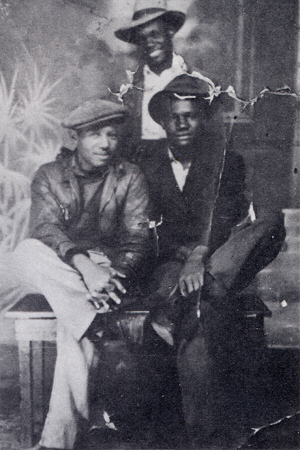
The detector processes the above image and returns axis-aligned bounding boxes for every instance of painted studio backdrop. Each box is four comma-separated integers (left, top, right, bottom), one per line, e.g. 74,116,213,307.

0,1,299,449
0,0,298,302
0,0,298,249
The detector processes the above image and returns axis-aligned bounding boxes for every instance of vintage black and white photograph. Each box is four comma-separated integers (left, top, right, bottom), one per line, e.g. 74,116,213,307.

0,0,299,449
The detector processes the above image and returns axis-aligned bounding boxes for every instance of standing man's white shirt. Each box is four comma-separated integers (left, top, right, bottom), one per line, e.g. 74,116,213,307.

142,53,187,140
168,148,191,191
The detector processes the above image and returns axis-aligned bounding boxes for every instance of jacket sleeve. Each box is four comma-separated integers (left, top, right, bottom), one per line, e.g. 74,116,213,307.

112,168,152,279
29,166,79,259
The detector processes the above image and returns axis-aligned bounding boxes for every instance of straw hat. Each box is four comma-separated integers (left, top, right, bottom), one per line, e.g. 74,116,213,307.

115,0,185,44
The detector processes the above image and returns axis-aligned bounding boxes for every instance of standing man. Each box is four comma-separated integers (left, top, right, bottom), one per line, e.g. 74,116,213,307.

139,74,286,448
4,99,151,450
115,0,193,160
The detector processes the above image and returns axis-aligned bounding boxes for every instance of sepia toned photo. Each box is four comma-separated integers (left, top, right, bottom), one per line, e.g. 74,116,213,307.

0,1,299,449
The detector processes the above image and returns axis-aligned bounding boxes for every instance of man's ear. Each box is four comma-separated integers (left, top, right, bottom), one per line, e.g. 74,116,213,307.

159,118,167,130
69,129,78,141
62,128,78,151
167,29,175,38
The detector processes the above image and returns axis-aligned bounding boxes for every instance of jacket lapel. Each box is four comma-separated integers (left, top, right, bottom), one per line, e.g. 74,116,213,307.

158,147,187,209
99,163,123,214
183,132,227,245
62,155,80,204
184,132,226,196
62,154,123,217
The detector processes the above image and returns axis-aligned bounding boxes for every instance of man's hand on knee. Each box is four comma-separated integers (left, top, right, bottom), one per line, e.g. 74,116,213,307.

179,245,208,297
179,260,205,297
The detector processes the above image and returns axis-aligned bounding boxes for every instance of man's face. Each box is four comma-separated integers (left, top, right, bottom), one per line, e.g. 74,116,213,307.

136,19,173,70
77,124,119,171
161,99,205,156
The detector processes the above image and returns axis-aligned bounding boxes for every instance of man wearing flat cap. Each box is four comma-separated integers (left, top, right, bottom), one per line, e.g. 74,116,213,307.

114,0,202,160
1,99,151,450
138,73,286,447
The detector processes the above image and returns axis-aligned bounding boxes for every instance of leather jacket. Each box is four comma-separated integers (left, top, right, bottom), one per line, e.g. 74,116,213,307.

29,148,151,278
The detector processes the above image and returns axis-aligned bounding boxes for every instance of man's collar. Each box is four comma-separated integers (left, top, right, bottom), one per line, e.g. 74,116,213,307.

167,147,176,162
168,147,191,169
144,53,187,77
72,153,105,175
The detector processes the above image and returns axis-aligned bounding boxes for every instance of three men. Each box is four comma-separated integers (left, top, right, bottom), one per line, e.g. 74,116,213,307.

138,74,286,447
7,99,151,450
0,2,287,448
2,74,285,449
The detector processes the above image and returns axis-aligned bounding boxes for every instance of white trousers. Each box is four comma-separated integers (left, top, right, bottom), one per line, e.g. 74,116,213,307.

0,239,110,449
40,324,97,449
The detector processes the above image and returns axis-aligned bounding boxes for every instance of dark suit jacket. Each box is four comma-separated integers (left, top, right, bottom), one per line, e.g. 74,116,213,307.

138,135,249,263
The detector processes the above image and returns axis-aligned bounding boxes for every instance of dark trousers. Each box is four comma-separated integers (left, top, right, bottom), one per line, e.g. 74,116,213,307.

147,213,286,447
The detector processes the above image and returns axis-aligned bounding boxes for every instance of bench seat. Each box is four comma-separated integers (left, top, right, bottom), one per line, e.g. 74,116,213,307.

6,292,271,446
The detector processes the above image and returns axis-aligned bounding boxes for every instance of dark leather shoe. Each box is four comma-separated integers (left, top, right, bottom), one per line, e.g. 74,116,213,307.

147,291,179,346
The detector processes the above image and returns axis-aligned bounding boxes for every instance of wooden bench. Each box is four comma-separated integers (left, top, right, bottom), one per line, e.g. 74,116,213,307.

6,293,271,446
6,294,57,446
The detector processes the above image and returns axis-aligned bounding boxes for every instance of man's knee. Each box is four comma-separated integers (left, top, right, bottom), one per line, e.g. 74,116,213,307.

206,211,286,294
13,239,73,286
14,238,49,258
256,211,286,261
14,238,64,268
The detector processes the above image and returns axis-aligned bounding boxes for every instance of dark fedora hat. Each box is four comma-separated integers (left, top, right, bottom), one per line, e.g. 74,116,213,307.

62,99,128,131
148,74,211,124
115,0,185,44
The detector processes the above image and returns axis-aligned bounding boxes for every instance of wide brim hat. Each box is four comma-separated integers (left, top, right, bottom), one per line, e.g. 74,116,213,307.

115,0,185,44
62,99,128,131
148,74,212,124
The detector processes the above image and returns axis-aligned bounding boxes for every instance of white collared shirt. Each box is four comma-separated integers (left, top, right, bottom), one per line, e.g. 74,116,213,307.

168,148,191,191
141,53,187,140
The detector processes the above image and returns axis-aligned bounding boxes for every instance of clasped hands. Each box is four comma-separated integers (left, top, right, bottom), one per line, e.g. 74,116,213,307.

72,253,126,312
85,266,126,312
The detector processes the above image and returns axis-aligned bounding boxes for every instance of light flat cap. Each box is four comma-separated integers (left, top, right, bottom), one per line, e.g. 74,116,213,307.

62,99,128,130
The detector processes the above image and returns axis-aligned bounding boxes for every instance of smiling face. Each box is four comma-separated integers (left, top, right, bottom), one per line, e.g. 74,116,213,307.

160,98,206,161
135,19,173,73
76,124,120,172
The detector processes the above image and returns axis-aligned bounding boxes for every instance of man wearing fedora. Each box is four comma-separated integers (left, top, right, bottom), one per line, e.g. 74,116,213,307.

139,73,286,447
115,0,195,160
1,99,152,450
